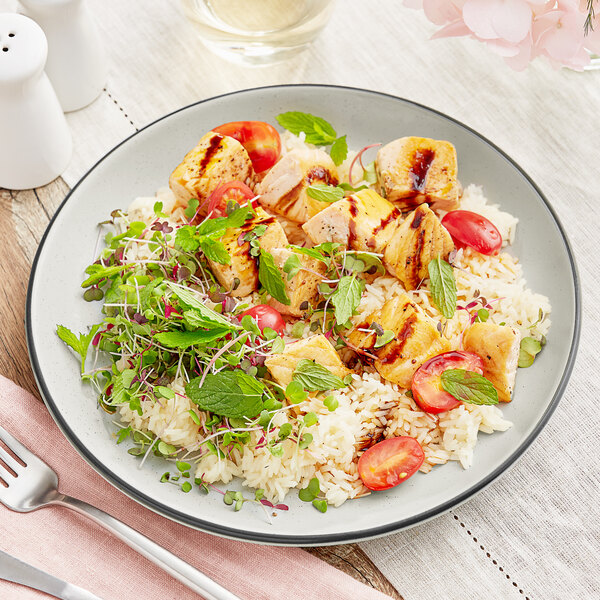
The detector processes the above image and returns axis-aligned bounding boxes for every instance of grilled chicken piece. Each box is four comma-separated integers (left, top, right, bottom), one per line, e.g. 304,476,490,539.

265,334,350,388
376,137,459,213
206,207,288,297
266,248,326,317
169,132,255,215
347,294,450,388
463,323,521,403
384,204,455,290
302,189,401,252
257,148,339,223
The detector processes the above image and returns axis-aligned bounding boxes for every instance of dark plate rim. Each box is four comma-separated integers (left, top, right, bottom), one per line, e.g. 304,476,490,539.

26,84,581,546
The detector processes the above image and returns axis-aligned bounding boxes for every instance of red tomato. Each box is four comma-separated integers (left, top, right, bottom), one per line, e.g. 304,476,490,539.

358,437,424,491
412,351,484,414
441,210,502,255
213,121,281,173
239,305,285,335
206,180,255,217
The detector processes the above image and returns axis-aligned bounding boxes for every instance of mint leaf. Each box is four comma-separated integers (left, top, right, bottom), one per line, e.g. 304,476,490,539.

56,324,100,374
428,255,457,319
306,184,344,204
276,111,337,145
258,250,290,305
330,276,363,325
440,369,499,405
200,237,230,265
175,226,200,252
196,206,251,237
329,135,348,166
154,327,231,348
283,254,302,281
185,370,265,419
288,245,329,264
168,284,238,328
292,359,346,392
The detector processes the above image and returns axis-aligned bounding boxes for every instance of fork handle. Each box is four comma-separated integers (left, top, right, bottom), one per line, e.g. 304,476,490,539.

51,494,242,600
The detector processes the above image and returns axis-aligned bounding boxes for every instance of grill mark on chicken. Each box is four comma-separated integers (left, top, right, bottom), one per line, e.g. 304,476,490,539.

348,196,359,217
348,219,358,247
409,149,435,192
379,313,417,364
307,166,339,186
410,208,425,229
198,133,225,173
276,181,305,213
373,207,401,235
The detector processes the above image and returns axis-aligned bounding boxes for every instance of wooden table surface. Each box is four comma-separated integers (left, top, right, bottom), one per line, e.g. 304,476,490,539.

0,179,402,599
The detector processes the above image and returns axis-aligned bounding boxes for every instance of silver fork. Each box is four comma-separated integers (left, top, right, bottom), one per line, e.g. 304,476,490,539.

0,425,241,600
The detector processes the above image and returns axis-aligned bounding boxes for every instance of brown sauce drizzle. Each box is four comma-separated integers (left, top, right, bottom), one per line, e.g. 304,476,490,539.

348,219,357,247
373,207,401,235
409,149,435,192
410,207,425,229
199,133,224,173
348,195,358,217
307,166,339,186
380,313,417,364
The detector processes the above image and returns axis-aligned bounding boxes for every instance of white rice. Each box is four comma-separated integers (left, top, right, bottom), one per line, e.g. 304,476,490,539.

114,137,551,508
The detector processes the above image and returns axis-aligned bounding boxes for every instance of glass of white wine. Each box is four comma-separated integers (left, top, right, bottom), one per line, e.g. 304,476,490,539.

181,0,337,65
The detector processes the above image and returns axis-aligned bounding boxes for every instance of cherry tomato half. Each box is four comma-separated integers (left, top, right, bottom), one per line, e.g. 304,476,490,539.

205,180,255,217
412,351,484,414
441,210,502,256
358,437,424,491
239,305,285,336
213,121,281,173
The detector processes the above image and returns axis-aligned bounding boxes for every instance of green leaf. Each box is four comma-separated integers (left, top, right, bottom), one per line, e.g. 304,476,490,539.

312,498,328,513
374,330,395,348
476,308,489,323
196,206,251,237
428,256,457,319
288,245,329,264
303,412,318,427
184,198,199,220
298,477,320,501
330,276,363,325
278,422,292,439
276,111,337,145
329,135,348,166
258,250,291,305
175,226,200,252
362,161,377,184
323,395,338,411
299,433,313,449
56,324,100,374
156,385,175,399
440,369,499,406
181,481,192,493
518,336,542,368
177,461,191,472
338,182,368,192
290,321,306,338
283,254,302,281
292,359,346,392
158,441,177,456
200,237,230,265
154,327,230,348
153,201,167,218
188,409,201,425
81,263,135,288
121,369,136,389
306,184,344,204
185,370,265,419
285,380,308,404
168,284,238,328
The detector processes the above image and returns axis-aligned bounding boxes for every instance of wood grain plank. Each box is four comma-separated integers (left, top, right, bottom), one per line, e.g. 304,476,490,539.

2,177,401,600
305,544,403,599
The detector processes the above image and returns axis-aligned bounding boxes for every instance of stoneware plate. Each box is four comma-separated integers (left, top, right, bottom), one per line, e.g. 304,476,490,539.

26,85,580,545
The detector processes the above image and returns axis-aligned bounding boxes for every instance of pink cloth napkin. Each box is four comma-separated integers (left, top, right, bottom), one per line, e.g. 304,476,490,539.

0,375,391,600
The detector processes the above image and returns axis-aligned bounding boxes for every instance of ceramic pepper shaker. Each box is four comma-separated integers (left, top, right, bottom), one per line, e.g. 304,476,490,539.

0,14,72,190
19,0,107,112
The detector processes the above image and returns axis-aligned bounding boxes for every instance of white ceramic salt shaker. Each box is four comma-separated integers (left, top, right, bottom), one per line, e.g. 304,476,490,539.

19,0,107,112
0,14,72,190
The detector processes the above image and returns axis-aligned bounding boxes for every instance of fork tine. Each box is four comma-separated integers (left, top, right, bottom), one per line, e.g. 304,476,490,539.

0,445,22,475
0,424,31,464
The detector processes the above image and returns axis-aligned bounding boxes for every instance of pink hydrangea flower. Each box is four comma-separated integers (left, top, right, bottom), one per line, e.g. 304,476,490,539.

405,0,598,69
